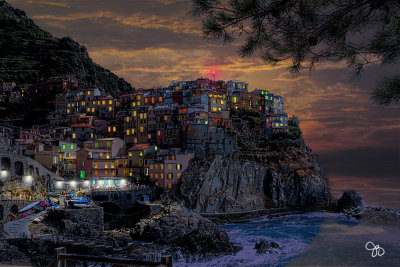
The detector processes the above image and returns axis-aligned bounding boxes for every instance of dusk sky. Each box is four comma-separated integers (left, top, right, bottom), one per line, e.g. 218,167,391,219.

8,0,400,207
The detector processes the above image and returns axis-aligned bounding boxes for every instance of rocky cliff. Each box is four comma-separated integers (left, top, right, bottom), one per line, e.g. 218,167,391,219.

131,204,238,255
179,139,331,213
0,0,133,97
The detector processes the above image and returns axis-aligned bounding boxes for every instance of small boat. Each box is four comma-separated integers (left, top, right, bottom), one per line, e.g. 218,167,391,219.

68,197,91,208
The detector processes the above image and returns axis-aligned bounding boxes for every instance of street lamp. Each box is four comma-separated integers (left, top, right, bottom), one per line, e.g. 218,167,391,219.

56,181,62,188
24,175,33,184
1,170,8,178
84,180,89,187
70,180,76,188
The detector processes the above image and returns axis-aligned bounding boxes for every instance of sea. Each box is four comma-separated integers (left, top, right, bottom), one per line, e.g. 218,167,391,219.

176,212,400,266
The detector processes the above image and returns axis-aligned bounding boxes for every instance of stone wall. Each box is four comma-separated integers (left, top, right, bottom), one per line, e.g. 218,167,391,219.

91,188,155,210
0,200,36,223
49,207,104,236
0,151,62,191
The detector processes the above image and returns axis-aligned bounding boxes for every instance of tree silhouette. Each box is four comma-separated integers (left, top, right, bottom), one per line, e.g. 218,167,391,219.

191,0,400,105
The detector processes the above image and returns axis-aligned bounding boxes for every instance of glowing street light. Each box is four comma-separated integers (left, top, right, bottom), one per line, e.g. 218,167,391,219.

99,180,103,186
24,175,33,184
56,181,62,188
1,170,8,178
84,180,89,187
70,180,76,187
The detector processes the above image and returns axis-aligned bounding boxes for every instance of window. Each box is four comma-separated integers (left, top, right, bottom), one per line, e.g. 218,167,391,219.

129,152,132,157
92,108,95,112
81,161,84,167
62,144,66,150
139,159,143,167
72,133,76,139
102,100,105,105
94,161,98,168
195,131,199,137
210,126,215,131
127,129,130,135
177,173,181,179
109,107,112,111
160,173,164,179
150,164,153,170
109,100,112,105
113,127,116,132
140,127,144,133
177,164,181,170
139,152,143,157
107,142,111,148
105,162,108,169
111,162,115,168
168,183,172,189
168,164,172,170
168,173,173,179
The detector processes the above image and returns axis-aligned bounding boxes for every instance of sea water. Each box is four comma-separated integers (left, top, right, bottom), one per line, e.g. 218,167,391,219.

176,212,400,266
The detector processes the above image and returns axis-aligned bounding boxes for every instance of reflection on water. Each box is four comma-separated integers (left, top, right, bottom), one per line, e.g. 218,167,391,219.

176,212,400,267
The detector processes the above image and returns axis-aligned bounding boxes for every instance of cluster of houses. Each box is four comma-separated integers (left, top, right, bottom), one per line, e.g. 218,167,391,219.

0,76,288,190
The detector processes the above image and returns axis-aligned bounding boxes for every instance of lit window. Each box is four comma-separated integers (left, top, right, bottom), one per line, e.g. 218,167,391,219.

102,100,105,105
80,171,85,178
140,127,144,132
113,127,116,132
177,173,181,179
105,162,108,168
62,144,66,150
109,107,112,111
177,164,181,170
109,100,112,105
168,164,172,170
94,161,98,168
168,183,172,189
72,133,76,139
88,91,91,95
127,129,130,135
92,108,95,112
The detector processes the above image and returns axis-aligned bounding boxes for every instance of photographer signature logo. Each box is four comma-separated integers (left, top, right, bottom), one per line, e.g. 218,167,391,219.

365,241,385,257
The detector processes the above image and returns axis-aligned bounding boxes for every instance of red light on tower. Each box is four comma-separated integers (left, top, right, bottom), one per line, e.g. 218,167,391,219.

212,70,216,81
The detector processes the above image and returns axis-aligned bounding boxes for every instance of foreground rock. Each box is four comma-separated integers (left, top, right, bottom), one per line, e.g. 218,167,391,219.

131,204,238,256
180,140,331,213
255,240,281,254
337,190,363,210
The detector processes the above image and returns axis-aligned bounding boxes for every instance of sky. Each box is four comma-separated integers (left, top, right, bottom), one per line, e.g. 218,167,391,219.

8,0,400,208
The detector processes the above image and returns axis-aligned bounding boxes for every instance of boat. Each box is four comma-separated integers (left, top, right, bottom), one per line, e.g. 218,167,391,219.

67,196,92,208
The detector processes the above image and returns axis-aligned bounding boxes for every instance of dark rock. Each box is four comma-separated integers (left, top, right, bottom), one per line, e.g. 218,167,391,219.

338,190,363,210
131,205,237,255
255,240,280,253
0,241,30,264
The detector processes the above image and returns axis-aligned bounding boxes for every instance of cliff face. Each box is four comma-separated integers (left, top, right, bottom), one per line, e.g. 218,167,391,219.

179,140,331,213
0,0,133,97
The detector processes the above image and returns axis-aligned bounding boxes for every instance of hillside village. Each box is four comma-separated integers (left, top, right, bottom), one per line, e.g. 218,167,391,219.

0,77,290,190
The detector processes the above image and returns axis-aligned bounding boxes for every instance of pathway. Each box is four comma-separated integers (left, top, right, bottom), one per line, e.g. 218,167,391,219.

4,211,44,238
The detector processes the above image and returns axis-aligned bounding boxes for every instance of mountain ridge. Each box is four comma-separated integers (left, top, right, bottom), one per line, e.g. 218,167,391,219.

0,0,134,97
